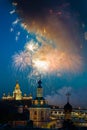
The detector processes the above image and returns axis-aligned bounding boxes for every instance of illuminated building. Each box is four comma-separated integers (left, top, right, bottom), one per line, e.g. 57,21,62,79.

13,81,22,100
29,80,51,128
2,81,32,100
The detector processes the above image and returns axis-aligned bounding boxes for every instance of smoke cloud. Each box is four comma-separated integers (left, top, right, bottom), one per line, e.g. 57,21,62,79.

46,86,87,108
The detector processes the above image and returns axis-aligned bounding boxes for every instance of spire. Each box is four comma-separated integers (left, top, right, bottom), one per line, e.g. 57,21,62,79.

38,74,42,88
38,80,42,88
37,76,43,98
64,92,72,120
66,92,71,103
16,80,18,84
15,80,20,89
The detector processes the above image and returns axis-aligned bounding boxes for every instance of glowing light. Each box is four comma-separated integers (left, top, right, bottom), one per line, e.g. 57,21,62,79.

44,28,46,34
12,2,17,6
12,18,20,25
33,59,49,73
17,31,21,36
10,9,15,14
32,45,82,74
10,28,14,32
25,40,39,53
21,23,27,29
26,35,29,39
15,36,18,41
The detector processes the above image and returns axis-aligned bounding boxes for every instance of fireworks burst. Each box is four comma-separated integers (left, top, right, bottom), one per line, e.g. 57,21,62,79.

10,0,82,50
11,0,84,77
12,51,31,71
32,44,83,74
25,40,39,54
33,59,49,73
13,38,83,75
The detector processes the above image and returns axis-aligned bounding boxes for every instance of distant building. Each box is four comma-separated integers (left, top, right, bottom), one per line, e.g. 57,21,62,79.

2,81,32,100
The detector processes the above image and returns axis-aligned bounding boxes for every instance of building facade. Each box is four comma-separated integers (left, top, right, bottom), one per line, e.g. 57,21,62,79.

29,80,51,128
2,81,32,100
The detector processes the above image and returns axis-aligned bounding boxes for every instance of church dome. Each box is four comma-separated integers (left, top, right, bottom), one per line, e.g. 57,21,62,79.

64,102,72,112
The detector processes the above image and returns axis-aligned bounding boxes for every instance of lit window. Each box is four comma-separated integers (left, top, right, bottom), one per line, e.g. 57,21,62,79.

35,100,38,105
41,100,43,105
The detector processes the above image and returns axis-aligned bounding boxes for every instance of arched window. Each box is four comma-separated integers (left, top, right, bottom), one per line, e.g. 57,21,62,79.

41,111,44,120
34,111,37,120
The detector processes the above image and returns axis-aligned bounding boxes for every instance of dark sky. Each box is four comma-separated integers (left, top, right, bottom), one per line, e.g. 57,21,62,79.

0,0,87,107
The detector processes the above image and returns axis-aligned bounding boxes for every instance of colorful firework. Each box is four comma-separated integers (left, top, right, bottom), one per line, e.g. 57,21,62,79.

13,39,83,74
25,40,39,54
12,51,31,71
11,0,84,76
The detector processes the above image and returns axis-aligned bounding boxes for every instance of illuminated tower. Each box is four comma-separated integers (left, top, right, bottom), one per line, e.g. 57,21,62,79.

29,79,50,128
13,81,22,100
64,93,72,121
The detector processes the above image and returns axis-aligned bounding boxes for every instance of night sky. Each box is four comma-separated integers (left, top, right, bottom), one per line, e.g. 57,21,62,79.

0,0,87,108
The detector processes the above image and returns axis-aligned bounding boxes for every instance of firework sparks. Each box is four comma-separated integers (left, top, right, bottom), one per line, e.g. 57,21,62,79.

15,36,18,41
33,59,49,73
11,0,81,49
17,31,20,36
12,2,17,6
12,36,83,74
21,23,27,30
11,0,84,75
13,51,31,71
32,44,82,74
10,28,14,32
25,40,39,54
10,0,83,55
10,9,15,14
12,18,20,25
